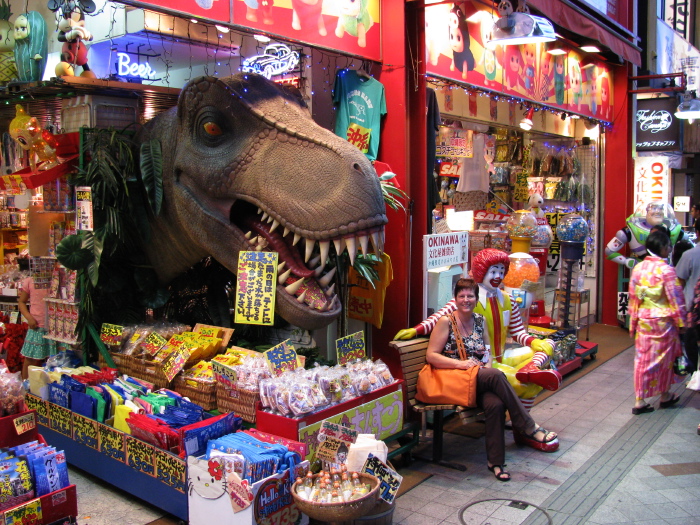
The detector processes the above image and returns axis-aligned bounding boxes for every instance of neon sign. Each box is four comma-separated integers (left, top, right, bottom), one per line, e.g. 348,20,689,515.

116,52,157,80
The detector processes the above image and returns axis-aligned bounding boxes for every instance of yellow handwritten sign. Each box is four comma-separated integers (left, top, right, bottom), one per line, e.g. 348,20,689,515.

25,395,48,426
234,251,278,326
13,412,36,435
98,423,125,462
72,413,99,449
155,449,186,493
142,332,168,356
3,497,42,525
126,436,156,477
100,323,124,346
264,340,298,376
335,331,366,365
161,345,192,382
48,403,72,437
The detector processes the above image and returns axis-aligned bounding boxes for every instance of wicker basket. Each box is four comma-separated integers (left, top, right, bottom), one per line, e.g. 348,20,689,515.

97,352,135,375
173,376,217,411
291,473,380,522
216,383,260,423
129,356,171,389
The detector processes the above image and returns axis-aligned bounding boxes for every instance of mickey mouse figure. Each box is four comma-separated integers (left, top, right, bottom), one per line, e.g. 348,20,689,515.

48,0,96,78
448,5,473,80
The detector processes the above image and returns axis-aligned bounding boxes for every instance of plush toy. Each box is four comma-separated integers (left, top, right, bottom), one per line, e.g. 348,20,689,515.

291,0,326,36
13,11,47,82
48,0,96,78
335,0,374,48
244,0,274,25
9,105,60,173
527,193,545,218
0,0,16,83
448,5,473,80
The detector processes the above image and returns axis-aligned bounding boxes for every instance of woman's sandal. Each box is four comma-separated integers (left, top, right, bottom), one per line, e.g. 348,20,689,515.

632,403,654,415
488,464,511,482
659,395,680,409
514,426,559,452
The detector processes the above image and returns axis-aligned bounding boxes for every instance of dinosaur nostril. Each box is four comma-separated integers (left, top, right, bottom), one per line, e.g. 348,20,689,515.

353,163,361,171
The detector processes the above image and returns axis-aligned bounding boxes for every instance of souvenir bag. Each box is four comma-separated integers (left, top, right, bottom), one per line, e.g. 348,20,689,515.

416,313,479,407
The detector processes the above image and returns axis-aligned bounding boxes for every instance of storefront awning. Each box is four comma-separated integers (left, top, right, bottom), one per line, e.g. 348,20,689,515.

528,0,642,66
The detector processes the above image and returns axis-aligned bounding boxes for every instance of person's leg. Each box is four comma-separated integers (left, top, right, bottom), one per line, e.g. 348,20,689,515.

21,357,43,380
479,389,506,466
685,327,699,372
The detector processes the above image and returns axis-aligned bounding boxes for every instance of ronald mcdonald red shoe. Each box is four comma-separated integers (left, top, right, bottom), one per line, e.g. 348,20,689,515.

514,427,559,452
515,363,562,391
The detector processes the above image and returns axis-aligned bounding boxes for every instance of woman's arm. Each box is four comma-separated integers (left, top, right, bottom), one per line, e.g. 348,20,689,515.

426,317,473,370
18,289,37,329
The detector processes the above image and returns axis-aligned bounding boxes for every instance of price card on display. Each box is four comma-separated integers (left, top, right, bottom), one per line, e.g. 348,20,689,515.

234,251,278,326
13,412,35,435
361,454,403,504
335,331,366,365
161,345,192,382
142,332,168,355
227,471,254,513
76,186,94,231
264,340,298,376
317,421,358,463
9,311,19,324
3,498,42,525
72,413,99,449
100,323,124,346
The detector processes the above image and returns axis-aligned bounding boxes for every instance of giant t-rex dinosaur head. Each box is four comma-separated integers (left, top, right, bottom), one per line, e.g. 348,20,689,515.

137,73,388,330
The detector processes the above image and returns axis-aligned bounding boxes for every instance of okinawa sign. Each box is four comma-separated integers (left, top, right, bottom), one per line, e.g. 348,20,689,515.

636,97,680,151
425,1,614,121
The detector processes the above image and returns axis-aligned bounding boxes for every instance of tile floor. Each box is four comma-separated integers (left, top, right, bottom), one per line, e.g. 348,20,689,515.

63,343,700,525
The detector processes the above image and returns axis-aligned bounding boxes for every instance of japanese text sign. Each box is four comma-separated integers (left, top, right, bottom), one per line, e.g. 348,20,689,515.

633,157,669,210
436,127,473,158
319,421,359,445
424,232,469,270
234,251,278,326
76,186,93,231
264,340,298,376
161,345,192,382
335,331,366,365
142,332,168,356
361,454,402,504
100,323,124,347
13,413,35,435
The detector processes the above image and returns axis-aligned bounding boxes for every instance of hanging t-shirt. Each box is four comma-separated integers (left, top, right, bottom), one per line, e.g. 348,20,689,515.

426,87,442,217
333,70,387,161
347,253,393,329
456,133,489,193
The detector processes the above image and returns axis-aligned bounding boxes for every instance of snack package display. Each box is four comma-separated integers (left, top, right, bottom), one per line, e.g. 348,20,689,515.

259,359,396,418
0,360,26,416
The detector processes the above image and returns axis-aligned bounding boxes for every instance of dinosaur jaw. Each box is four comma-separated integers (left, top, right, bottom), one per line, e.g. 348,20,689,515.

231,200,385,326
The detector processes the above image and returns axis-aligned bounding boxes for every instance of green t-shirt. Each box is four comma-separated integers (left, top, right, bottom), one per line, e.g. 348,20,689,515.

333,70,387,161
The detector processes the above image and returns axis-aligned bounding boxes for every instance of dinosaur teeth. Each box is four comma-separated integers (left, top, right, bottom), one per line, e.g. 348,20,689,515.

285,277,305,295
345,236,357,265
278,261,286,272
304,238,315,262
249,236,258,245
358,234,369,256
333,237,346,256
245,231,253,239
318,266,336,287
318,241,330,269
270,219,280,233
293,233,301,246
267,215,274,224
257,207,262,214
261,212,269,222
278,268,291,284
325,283,335,297
296,290,307,304
314,265,324,277
371,231,381,256
283,227,290,237
309,256,321,268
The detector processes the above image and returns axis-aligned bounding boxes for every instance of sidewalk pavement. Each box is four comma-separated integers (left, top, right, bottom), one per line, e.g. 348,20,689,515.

394,345,700,525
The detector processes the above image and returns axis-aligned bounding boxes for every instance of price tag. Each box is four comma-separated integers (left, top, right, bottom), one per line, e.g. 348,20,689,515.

335,331,366,365
361,454,403,504
100,323,124,346
319,421,359,444
264,340,298,376
316,437,343,463
161,346,192,382
3,497,42,525
13,413,36,435
142,332,168,356
9,311,19,324
226,470,253,513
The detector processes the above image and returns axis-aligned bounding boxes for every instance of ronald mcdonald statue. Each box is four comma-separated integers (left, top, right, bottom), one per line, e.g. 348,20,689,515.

395,248,562,409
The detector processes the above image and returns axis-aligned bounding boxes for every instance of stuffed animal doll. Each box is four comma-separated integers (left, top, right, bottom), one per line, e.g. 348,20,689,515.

335,0,374,48
48,0,96,78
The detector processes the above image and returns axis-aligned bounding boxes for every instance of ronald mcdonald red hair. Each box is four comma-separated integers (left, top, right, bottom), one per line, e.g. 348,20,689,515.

470,249,510,284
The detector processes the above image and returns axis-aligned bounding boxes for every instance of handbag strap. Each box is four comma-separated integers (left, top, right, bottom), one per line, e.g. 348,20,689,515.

448,313,468,361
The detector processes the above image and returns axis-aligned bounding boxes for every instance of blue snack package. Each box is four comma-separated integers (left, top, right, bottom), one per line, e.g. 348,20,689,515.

32,450,70,497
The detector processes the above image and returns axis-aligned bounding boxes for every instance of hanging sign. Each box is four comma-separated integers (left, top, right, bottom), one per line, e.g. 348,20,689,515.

423,232,469,270
335,331,366,364
436,127,473,157
76,186,93,231
636,98,680,151
633,157,669,210
234,251,278,326
263,340,298,375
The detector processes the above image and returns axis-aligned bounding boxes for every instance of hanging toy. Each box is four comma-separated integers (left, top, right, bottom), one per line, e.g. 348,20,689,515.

48,0,96,78
13,11,48,82
9,105,60,173
0,0,17,83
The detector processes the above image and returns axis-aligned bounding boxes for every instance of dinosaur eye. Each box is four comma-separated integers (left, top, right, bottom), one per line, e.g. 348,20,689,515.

203,122,222,136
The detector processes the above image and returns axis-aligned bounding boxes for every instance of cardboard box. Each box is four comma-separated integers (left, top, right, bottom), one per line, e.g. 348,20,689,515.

188,460,309,525
256,380,404,460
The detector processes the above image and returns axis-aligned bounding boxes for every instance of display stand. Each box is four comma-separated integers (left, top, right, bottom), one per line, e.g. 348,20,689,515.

25,394,188,521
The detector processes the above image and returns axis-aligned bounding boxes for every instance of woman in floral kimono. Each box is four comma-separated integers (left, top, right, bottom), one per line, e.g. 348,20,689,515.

628,230,686,415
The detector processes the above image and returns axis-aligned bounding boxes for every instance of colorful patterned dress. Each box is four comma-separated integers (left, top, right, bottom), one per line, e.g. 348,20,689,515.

628,256,686,399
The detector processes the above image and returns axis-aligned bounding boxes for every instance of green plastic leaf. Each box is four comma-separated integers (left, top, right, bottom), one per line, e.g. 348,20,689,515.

140,140,164,216
56,235,93,270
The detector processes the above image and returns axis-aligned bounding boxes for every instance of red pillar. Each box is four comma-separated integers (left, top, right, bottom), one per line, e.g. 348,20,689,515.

600,62,634,326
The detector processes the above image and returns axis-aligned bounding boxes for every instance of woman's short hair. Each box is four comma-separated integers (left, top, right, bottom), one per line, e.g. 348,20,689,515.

649,224,670,238
454,278,479,300
672,239,693,267
646,230,671,255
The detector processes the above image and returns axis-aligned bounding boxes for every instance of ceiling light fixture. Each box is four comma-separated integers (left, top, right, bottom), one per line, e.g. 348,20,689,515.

215,25,230,33
486,0,556,47
580,45,601,53
675,91,700,121
546,48,567,56
520,107,535,130
253,34,271,43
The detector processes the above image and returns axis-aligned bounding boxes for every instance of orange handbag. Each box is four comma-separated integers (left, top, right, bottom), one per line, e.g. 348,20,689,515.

415,313,479,407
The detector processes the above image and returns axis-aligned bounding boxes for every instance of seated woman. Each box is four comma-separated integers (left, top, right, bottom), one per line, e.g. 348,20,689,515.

425,278,558,482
